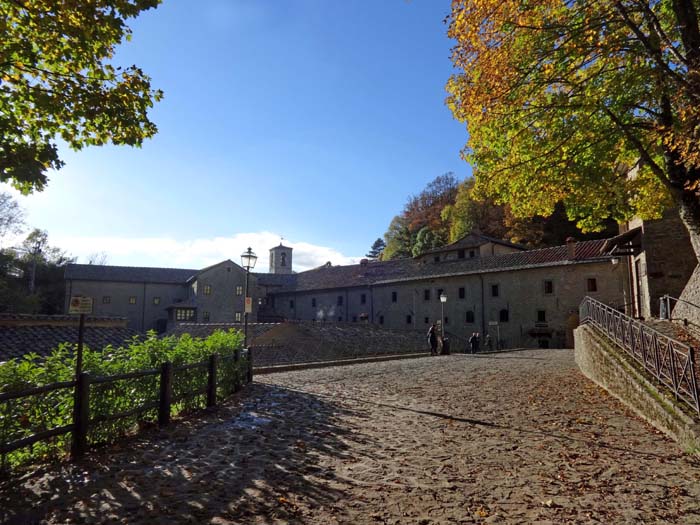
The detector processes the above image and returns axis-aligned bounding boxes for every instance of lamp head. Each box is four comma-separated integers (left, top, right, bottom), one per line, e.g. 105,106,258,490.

241,247,258,270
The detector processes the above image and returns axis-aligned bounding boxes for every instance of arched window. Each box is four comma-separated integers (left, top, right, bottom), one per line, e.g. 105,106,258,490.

281,252,287,266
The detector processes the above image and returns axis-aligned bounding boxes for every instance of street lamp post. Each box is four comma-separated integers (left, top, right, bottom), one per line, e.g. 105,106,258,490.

240,247,258,348
439,292,447,338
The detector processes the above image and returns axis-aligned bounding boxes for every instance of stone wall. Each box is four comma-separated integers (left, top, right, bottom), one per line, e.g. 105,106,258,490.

673,265,700,336
627,209,697,319
574,324,700,452
249,322,428,367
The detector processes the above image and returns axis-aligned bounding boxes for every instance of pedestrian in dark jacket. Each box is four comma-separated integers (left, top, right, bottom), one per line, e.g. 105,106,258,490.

427,323,438,356
468,332,477,354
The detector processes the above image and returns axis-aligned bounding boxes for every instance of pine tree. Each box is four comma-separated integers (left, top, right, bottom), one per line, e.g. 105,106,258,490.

366,238,386,259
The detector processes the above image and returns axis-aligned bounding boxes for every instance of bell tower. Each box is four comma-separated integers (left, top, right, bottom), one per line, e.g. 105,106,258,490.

269,243,293,274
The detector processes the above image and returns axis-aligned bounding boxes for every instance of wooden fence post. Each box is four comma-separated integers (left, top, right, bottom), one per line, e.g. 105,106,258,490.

207,354,218,408
71,372,90,459
159,361,173,427
247,347,253,383
233,349,241,393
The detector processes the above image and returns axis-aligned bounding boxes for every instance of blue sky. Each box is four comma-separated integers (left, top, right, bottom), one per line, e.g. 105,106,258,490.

3,0,471,271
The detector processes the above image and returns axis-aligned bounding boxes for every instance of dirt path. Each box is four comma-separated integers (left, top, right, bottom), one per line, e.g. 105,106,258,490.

2,349,699,524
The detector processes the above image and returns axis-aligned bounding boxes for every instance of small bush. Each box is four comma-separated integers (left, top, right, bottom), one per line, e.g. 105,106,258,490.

0,329,245,471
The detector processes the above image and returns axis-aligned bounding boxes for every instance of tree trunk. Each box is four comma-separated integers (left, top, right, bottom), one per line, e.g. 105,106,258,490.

672,186,700,262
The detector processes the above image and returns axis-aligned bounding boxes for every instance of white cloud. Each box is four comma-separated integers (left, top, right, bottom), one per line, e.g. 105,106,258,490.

51,231,361,272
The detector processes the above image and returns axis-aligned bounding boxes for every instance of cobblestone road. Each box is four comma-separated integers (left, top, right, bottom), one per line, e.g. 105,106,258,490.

2,349,700,524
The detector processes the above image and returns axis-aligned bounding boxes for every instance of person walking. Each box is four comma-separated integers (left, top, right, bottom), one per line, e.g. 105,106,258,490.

468,332,477,354
485,333,493,352
427,323,438,356
475,332,481,353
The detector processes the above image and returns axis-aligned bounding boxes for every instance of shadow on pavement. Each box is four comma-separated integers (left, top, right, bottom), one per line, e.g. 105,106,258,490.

0,383,360,524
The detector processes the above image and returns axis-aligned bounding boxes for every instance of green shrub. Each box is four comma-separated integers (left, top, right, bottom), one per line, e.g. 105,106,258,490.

0,329,245,471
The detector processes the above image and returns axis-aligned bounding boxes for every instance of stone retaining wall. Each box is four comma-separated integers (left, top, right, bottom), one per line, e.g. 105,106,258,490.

574,324,700,453
250,323,430,367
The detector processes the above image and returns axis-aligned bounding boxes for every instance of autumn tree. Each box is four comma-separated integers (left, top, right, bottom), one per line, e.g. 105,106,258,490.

441,178,508,242
1,0,162,192
403,173,459,240
447,0,700,259
382,174,460,259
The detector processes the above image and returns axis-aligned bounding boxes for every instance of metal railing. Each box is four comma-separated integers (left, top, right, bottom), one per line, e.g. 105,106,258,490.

659,294,700,322
580,296,700,415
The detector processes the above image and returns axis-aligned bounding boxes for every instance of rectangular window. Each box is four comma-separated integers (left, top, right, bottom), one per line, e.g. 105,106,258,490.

544,280,554,295
424,317,429,324
406,314,412,324
444,316,449,325
499,309,509,322
437,288,443,300
424,289,430,301
203,311,210,322
361,293,366,305
153,297,161,305
235,312,242,322
458,249,465,259
465,311,475,323
128,296,137,305
537,310,547,323
203,284,212,295
289,299,295,309
491,284,499,297
102,296,111,304
587,278,598,292
236,285,243,296
469,250,476,258
337,295,344,306
458,287,465,299
379,315,384,325
391,291,397,303
175,308,195,321
312,298,317,308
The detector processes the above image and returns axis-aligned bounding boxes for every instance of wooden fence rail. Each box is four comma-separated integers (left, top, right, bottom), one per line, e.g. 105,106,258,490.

1,348,249,467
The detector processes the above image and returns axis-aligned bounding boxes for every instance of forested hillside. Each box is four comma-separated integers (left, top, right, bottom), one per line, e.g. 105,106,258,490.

380,174,617,260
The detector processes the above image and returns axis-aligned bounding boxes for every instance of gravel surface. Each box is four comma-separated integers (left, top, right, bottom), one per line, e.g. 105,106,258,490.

2,349,700,524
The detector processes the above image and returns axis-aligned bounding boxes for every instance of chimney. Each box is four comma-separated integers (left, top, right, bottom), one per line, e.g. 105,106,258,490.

360,258,369,267
566,237,576,259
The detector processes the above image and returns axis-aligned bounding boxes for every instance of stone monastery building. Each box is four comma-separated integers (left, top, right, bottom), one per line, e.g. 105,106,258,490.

65,232,633,349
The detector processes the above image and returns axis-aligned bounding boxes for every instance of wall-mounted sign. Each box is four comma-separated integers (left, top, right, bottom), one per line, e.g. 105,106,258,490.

244,297,253,314
488,321,499,326
69,296,93,315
